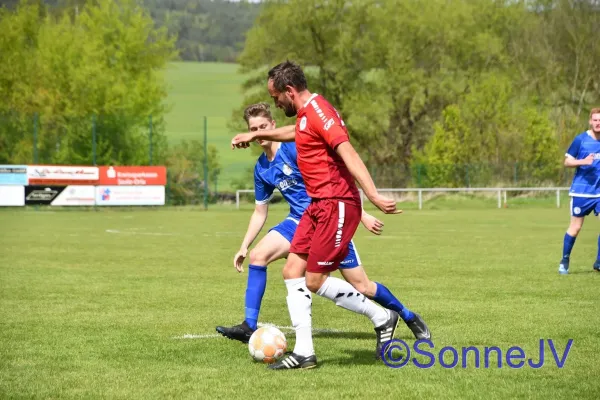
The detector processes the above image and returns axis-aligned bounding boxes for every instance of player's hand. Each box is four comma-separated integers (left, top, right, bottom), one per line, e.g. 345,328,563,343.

370,193,402,214
361,212,384,235
582,154,595,165
231,133,256,149
233,248,248,273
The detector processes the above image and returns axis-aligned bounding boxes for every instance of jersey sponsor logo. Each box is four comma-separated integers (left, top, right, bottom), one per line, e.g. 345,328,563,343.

277,178,298,191
309,98,346,128
282,163,293,176
299,116,307,130
310,100,329,123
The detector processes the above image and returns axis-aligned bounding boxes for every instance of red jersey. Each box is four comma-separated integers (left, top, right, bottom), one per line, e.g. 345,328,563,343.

295,94,361,204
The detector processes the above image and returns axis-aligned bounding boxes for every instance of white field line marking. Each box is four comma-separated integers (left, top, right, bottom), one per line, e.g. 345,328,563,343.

173,334,222,339
105,229,176,236
202,232,238,237
171,322,343,340
105,229,237,237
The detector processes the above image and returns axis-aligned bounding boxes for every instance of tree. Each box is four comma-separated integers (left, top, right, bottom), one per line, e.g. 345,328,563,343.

0,0,176,166
516,108,561,184
166,140,220,205
234,0,599,188
236,0,520,184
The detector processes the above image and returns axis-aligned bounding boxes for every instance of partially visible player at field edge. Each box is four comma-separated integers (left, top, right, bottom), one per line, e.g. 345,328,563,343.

216,102,405,347
232,61,431,370
559,107,600,274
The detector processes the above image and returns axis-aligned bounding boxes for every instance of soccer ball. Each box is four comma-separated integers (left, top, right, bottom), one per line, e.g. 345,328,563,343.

248,326,288,363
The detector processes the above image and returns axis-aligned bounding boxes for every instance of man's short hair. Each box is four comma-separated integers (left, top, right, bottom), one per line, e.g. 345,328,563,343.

591,108,600,118
267,60,307,93
243,102,273,124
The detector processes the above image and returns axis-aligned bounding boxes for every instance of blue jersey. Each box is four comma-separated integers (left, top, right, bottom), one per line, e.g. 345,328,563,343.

254,142,312,220
566,131,600,197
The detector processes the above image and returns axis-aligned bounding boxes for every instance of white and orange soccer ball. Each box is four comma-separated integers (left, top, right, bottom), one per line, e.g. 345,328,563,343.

248,326,288,363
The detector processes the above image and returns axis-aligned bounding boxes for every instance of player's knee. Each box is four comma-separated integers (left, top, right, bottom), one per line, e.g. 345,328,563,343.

568,223,583,236
249,248,268,266
282,255,306,279
305,279,321,293
282,263,300,280
305,274,327,293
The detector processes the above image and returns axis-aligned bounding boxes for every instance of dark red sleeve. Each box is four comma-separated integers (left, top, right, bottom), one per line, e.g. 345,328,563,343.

308,107,349,150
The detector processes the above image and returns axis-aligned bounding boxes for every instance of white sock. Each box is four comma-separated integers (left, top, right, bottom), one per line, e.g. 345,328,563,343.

285,278,314,357
316,277,389,327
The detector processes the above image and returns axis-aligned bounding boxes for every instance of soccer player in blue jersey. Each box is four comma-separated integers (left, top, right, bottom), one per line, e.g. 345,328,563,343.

216,103,429,355
559,108,600,274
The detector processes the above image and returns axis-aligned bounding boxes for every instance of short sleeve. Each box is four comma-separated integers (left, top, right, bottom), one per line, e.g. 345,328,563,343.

254,165,275,204
566,135,582,158
309,103,350,150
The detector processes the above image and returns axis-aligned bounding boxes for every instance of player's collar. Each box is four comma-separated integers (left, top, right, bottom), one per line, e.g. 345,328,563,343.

264,142,282,162
586,130,600,141
302,93,318,108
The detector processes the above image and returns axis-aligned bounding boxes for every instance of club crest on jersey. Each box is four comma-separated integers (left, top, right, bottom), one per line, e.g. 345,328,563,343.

299,116,307,130
282,163,293,176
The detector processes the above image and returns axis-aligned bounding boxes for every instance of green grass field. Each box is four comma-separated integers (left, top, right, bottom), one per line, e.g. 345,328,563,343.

164,62,255,190
2,203,600,399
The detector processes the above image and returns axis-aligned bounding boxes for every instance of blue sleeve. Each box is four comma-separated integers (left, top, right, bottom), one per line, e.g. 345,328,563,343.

254,165,274,204
566,135,582,158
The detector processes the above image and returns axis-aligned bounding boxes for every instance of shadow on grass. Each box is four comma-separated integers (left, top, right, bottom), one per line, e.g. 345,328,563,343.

320,349,390,367
313,330,417,340
564,270,597,275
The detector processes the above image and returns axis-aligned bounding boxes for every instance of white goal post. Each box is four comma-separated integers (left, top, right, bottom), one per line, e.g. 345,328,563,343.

236,187,571,210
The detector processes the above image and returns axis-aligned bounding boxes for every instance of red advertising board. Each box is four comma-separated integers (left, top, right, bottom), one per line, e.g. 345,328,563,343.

98,166,167,186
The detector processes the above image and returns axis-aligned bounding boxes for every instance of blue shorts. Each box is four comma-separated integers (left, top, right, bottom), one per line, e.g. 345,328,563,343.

570,196,600,217
269,217,361,268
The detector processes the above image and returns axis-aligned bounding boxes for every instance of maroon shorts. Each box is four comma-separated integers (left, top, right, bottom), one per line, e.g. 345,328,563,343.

290,199,361,273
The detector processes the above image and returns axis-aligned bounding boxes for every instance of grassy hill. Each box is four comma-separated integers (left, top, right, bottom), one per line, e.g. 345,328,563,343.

163,62,255,191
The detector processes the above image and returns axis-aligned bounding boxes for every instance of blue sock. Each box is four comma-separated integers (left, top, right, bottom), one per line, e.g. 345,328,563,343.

562,233,576,261
244,265,267,330
372,282,415,322
596,235,600,264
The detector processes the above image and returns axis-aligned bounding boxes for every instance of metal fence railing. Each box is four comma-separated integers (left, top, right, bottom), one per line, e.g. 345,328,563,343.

236,187,571,210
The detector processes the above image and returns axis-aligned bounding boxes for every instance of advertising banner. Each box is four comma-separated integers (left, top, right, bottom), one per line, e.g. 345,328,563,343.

27,165,99,185
24,186,66,205
98,166,167,186
0,165,28,185
0,185,25,206
50,185,95,206
95,185,165,206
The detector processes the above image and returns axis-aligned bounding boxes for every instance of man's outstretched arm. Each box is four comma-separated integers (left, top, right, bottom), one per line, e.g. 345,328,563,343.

231,125,296,149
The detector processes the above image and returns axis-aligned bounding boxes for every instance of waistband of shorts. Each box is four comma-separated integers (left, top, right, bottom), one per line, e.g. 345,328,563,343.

310,197,361,206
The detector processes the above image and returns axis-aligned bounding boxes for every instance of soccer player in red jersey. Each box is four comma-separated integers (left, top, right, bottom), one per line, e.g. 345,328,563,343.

232,61,430,370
